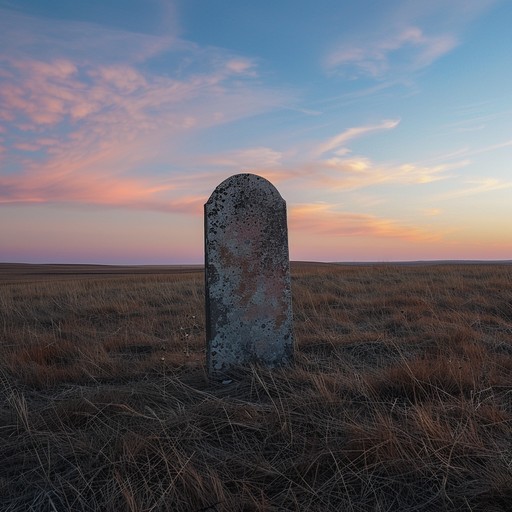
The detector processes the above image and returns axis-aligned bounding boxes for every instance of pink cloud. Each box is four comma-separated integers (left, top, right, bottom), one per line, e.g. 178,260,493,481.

225,152,463,194
225,58,256,75
0,52,287,132
0,156,206,215
0,58,90,126
14,58,78,79
91,65,148,93
0,16,292,213
289,203,438,241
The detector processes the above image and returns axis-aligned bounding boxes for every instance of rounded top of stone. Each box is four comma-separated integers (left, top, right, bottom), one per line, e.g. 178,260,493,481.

206,173,284,205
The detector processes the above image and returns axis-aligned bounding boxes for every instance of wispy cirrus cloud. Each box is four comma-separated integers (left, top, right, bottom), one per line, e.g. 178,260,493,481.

194,116,477,246
323,0,500,80
0,8,176,64
437,179,512,201
325,26,457,78
0,8,292,210
313,119,400,157
289,203,438,241
203,119,465,193
315,158,462,190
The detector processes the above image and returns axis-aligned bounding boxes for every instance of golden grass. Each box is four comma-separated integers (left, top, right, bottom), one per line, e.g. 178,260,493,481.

0,262,511,511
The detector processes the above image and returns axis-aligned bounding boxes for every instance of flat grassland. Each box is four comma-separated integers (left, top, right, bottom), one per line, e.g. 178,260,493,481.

1,262,511,511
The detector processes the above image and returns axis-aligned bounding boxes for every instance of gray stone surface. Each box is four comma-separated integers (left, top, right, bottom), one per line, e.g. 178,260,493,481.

205,173,293,375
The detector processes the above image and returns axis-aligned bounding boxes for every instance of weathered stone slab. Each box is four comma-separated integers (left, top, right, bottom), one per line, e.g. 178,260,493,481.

205,173,293,375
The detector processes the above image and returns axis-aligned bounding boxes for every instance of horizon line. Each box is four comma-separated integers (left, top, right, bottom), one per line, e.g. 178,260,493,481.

2,259,512,267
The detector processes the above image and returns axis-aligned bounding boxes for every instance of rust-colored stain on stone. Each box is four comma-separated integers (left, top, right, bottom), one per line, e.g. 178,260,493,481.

205,173,294,376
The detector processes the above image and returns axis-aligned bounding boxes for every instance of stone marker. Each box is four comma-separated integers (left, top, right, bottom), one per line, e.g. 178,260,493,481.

205,173,293,375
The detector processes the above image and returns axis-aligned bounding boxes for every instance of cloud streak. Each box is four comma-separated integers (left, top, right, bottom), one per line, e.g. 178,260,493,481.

325,26,457,78
0,9,292,211
1,2,508,264
289,203,437,241
437,179,512,201
313,119,400,157
322,0,499,81
204,119,466,194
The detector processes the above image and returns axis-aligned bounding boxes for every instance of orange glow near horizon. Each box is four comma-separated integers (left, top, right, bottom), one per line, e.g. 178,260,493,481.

1,2,511,263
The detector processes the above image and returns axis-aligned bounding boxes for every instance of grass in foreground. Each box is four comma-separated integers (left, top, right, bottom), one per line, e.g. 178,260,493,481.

0,263,511,511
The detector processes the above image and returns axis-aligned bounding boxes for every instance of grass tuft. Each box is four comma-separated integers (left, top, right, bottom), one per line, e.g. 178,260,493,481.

1,262,511,510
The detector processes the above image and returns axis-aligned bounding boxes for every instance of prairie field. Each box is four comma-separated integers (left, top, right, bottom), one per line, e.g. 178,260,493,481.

0,262,511,511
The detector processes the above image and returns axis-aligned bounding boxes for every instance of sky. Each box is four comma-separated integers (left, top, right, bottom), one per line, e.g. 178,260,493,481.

1,0,511,264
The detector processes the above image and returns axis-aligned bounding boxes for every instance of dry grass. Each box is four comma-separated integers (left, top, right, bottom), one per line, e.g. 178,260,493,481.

1,262,511,511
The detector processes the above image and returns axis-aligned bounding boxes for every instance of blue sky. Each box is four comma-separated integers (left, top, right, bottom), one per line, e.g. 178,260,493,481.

1,0,511,263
